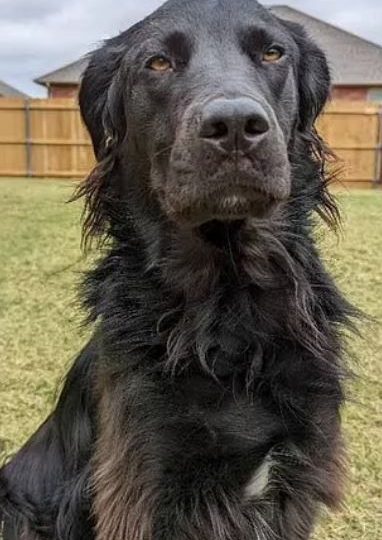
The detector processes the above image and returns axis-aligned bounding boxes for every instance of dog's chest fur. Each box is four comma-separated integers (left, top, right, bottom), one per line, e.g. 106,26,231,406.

91,231,347,540
166,372,286,497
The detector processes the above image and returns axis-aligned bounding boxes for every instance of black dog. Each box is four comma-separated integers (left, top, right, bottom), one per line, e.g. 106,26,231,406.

0,0,356,538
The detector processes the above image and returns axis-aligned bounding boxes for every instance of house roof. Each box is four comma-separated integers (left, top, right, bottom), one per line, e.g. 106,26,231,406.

34,57,89,87
270,5,382,85
35,5,382,88
0,80,29,98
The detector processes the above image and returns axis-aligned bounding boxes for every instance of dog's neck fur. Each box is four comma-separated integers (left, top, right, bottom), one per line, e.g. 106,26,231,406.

84,163,351,393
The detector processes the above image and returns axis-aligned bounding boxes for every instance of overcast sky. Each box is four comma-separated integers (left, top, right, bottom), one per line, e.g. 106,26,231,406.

2,0,382,96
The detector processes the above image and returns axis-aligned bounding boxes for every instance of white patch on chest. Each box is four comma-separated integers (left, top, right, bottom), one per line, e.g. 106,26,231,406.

244,454,274,500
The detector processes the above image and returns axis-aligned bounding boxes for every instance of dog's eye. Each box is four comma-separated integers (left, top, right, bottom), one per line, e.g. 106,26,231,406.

147,56,173,72
262,47,284,63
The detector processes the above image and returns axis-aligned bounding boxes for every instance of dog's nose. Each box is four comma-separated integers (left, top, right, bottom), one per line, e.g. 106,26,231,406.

199,98,270,151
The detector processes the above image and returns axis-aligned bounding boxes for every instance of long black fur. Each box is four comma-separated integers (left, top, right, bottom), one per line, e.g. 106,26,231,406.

1,1,357,539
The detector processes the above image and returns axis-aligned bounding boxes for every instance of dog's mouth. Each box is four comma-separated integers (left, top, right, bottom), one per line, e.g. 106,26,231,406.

171,188,282,229
154,145,291,232
183,189,282,247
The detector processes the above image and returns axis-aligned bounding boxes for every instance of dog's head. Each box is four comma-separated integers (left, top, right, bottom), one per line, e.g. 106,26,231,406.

79,0,332,247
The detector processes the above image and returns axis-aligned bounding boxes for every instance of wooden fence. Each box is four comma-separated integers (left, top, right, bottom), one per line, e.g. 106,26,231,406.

0,98,93,178
318,101,382,188
0,98,381,187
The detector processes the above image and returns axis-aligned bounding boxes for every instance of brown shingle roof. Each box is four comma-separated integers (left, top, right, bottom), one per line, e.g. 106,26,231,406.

0,80,28,98
34,5,382,88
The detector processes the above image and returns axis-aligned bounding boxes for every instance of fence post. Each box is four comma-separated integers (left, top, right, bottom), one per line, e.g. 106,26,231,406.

376,108,382,188
24,99,32,177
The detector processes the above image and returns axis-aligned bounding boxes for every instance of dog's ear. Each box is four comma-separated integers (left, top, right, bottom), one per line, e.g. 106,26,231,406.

76,23,146,248
80,45,126,160
75,31,136,248
279,20,331,133
277,19,340,228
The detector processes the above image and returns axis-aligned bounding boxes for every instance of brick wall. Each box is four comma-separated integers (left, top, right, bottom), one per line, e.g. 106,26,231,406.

331,86,368,101
48,84,79,98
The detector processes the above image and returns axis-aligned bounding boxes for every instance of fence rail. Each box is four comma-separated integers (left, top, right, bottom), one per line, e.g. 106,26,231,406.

0,98,381,187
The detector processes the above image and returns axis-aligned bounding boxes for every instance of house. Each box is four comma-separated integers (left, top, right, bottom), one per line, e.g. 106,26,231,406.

271,6,382,101
34,57,89,99
35,5,382,101
0,80,28,98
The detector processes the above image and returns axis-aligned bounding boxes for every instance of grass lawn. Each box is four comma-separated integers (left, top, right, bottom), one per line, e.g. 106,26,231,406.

0,178,381,539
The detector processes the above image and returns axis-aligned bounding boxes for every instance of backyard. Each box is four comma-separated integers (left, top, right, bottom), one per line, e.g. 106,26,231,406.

0,178,381,539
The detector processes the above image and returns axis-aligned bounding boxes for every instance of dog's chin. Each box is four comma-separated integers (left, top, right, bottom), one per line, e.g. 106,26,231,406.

153,157,291,242
198,194,278,224
166,192,282,247
167,188,280,222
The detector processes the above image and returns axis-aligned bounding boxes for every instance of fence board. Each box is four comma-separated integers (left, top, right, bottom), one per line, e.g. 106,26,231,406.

318,101,382,187
0,98,93,178
0,98,381,186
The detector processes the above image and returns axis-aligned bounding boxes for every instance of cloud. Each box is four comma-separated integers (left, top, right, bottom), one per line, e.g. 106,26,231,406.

1,0,62,22
286,0,382,45
1,0,165,95
1,0,381,96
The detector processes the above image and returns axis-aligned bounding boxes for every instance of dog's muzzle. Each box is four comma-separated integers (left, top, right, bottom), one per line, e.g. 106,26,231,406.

153,97,291,227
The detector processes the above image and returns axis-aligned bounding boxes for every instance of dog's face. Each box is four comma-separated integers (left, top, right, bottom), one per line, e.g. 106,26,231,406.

80,0,330,238
126,1,300,226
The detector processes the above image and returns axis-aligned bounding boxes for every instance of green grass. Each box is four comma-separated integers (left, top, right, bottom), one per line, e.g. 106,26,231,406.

0,179,381,539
